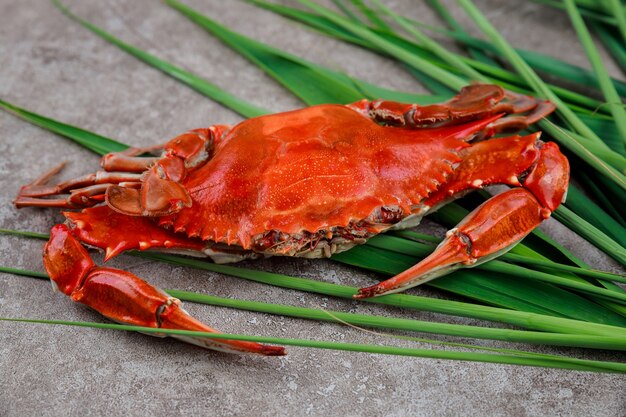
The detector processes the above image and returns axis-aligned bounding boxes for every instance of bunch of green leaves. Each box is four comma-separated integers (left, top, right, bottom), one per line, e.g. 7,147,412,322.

1,0,626,372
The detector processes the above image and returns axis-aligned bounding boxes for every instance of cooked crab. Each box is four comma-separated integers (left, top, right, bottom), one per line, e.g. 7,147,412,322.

15,84,569,355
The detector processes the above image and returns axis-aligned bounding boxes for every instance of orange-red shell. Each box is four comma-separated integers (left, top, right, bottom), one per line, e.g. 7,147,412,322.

163,104,500,248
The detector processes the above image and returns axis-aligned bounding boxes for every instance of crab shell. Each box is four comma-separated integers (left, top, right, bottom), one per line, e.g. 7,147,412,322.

146,105,497,261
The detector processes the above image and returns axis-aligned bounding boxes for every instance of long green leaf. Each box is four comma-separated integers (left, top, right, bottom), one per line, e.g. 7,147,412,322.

564,0,626,151
592,20,626,75
457,0,626,185
607,0,626,46
554,205,626,266
294,0,467,90
6,264,625,351
0,99,127,156
3,226,626,337
578,113,625,155
166,0,368,105
577,169,626,226
371,0,484,82
53,0,267,118
563,184,626,243
249,0,617,114
426,0,499,66
408,16,626,98
530,0,618,25
3,317,623,373
141,251,626,336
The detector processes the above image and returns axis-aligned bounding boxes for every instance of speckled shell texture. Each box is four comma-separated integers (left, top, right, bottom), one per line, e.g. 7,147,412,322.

164,104,496,248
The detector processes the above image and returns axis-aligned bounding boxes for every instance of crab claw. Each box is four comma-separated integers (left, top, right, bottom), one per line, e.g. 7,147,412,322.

354,135,569,299
44,224,285,356
354,189,545,299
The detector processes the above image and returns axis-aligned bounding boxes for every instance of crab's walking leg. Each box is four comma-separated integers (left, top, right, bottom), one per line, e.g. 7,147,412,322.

44,224,285,355
348,84,555,135
355,134,569,299
14,125,231,215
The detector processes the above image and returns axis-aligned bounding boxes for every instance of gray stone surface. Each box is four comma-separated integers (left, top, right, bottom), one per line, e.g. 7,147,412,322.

1,1,624,416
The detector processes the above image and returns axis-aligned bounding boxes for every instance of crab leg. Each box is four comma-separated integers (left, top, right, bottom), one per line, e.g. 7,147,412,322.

348,84,555,135
15,126,232,217
44,223,285,355
355,135,569,299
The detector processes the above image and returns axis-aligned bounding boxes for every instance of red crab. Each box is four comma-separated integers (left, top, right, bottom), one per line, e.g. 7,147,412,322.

15,84,569,355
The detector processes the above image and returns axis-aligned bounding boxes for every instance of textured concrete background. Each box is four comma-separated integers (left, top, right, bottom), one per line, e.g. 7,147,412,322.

1,1,625,416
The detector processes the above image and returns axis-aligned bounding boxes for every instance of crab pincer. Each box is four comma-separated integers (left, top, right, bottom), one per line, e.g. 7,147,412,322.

44,224,285,356
355,139,569,298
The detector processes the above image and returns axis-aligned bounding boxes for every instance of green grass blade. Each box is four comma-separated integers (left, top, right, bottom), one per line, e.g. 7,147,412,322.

605,0,626,46
347,0,392,30
0,229,49,240
53,0,268,118
247,0,373,48
330,0,361,22
578,170,626,226
250,0,617,114
592,20,626,75
166,0,367,105
371,0,484,82
140,251,626,336
3,227,625,336
457,0,626,189
0,99,128,156
426,0,499,65
409,19,626,98
294,0,467,90
564,0,626,151
578,113,625,155
7,264,625,351
554,205,626,267
564,184,626,245
3,317,624,372
481,261,626,305
243,0,460,96
530,0,618,25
